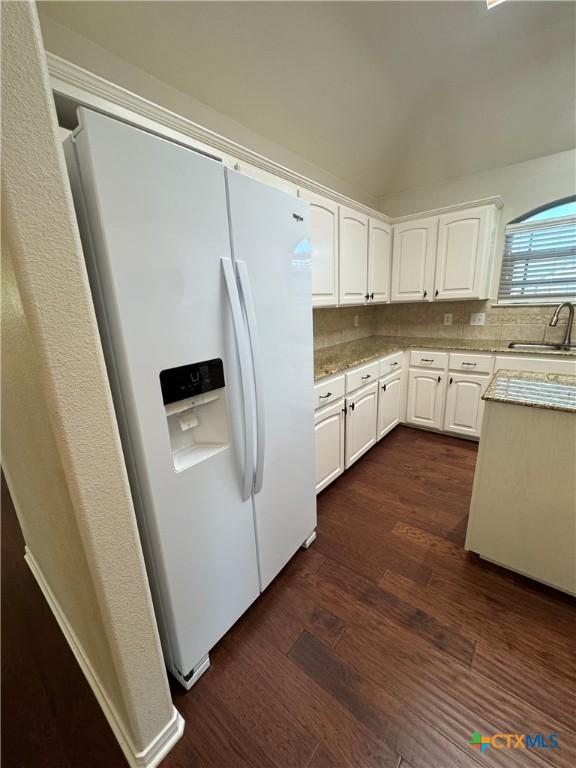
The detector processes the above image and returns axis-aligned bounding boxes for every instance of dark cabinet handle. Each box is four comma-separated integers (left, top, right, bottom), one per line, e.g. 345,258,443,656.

423,290,428,298
437,375,441,383
390,361,399,367
435,289,439,297
361,374,371,380
350,402,355,411
381,383,387,391
365,293,370,301
461,362,477,367
370,292,374,300
319,392,332,399
421,358,434,363
449,377,453,385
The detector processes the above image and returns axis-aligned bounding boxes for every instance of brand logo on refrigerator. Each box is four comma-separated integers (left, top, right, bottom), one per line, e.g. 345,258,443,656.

292,213,304,222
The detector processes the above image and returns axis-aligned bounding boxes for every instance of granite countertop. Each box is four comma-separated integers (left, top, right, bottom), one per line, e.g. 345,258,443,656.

483,370,576,413
314,335,576,380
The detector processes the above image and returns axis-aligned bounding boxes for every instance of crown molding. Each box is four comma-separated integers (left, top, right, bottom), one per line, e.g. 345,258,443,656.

46,52,389,222
391,195,504,223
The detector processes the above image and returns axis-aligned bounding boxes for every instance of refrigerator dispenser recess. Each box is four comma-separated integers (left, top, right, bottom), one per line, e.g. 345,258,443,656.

160,359,230,472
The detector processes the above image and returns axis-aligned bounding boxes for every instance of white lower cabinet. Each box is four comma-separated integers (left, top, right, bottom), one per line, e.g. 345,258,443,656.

314,398,345,493
377,372,402,440
345,381,378,468
406,369,446,429
443,373,489,437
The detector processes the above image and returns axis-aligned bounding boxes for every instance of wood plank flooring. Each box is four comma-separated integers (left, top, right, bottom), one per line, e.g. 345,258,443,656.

2,426,575,767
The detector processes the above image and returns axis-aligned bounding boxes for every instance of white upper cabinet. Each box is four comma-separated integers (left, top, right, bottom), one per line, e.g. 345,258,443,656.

434,205,496,300
299,190,339,307
391,217,437,302
339,206,369,306
368,218,392,304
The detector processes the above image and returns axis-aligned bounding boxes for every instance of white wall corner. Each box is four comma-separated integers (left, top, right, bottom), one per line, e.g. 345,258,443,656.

24,547,184,768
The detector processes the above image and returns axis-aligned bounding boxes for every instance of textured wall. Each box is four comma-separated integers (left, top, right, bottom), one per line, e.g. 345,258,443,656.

1,1,177,758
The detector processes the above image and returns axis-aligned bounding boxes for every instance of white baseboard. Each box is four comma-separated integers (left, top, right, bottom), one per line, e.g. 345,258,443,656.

24,547,184,768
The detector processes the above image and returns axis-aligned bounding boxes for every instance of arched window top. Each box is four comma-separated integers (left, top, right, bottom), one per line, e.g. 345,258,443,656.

499,196,576,304
513,196,576,224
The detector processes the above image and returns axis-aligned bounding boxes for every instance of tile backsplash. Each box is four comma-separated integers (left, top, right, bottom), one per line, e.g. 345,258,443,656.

313,302,569,350
313,306,377,349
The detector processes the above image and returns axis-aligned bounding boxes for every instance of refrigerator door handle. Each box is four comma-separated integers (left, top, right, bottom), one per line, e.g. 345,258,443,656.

235,260,265,494
221,257,256,501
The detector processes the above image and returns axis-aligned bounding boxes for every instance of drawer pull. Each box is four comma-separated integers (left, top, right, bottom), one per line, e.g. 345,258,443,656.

461,362,477,366
449,376,453,385
390,361,399,367
437,375,442,383
361,374,371,380
421,358,434,363
319,392,332,399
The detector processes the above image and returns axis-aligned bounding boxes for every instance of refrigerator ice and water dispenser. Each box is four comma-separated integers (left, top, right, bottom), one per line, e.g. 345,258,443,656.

160,359,230,472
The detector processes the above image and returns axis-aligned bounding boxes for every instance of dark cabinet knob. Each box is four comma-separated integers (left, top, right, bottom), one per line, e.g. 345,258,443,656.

435,289,439,297
423,290,428,298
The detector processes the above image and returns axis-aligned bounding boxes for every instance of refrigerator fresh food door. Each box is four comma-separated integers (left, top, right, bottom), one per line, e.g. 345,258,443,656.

226,169,317,590
66,109,260,680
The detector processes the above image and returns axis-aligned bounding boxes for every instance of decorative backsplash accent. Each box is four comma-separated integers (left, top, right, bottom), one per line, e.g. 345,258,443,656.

314,302,570,350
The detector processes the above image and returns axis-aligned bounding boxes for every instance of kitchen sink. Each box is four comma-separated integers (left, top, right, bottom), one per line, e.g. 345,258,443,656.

508,342,576,351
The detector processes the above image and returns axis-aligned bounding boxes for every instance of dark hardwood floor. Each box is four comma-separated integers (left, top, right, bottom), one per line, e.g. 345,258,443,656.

2,426,575,767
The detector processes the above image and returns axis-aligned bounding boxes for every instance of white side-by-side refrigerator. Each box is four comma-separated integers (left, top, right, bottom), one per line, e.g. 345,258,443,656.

64,108,316,688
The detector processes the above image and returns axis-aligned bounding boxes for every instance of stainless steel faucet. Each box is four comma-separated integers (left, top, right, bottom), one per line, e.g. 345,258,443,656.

549,302,574,349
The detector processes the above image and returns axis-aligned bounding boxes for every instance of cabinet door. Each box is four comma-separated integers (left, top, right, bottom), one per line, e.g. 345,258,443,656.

368,218,392,304
435,206,493,300
314,399,345,493
391,217,437,302
345,381,378,467
406,369,446,429
444,373,488,437
339,206,369,306
377,373,402,440
299,190,339,307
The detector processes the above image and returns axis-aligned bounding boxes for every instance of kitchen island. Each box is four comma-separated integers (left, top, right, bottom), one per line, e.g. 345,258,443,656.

465,370,576,595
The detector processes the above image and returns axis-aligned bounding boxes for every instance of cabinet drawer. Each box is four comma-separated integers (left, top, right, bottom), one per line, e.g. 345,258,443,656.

346,360,380,393
449,352,493,375
409,350,449,370
379,351,403,377
314,374,345,409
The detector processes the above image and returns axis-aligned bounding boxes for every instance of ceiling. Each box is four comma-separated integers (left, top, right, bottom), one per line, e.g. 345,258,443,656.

38,1,575,199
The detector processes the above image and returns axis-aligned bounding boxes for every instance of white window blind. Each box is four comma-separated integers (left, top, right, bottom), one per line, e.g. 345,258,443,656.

498,215,576,303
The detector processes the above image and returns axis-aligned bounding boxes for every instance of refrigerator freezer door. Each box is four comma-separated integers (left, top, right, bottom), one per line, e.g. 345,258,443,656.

226,169,317,590
67,109,260,678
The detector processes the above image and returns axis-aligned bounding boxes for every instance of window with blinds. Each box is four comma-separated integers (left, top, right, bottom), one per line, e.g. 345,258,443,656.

498,215,576,303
